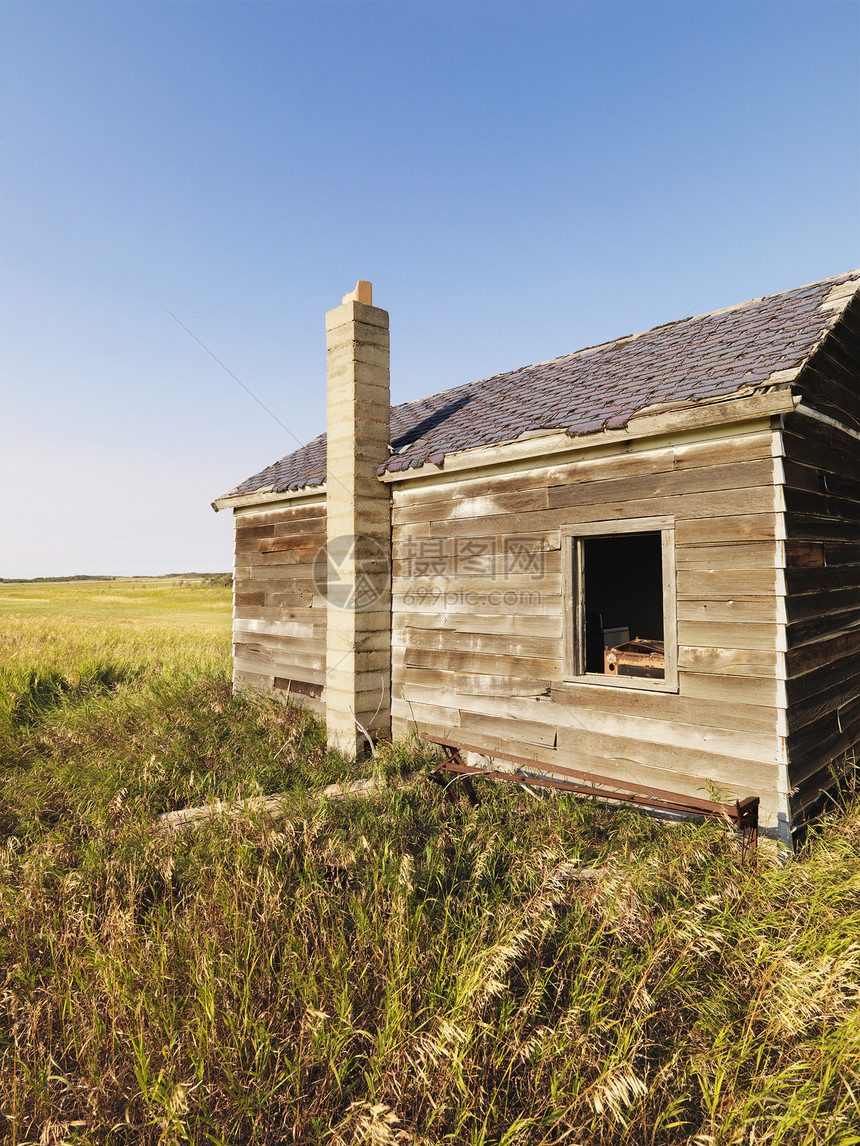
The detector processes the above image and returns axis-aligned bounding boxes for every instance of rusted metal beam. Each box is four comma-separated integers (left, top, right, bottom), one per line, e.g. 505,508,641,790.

422,733,759,863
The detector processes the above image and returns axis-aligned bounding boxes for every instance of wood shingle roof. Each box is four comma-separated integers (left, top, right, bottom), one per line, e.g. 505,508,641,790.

217,270,860,503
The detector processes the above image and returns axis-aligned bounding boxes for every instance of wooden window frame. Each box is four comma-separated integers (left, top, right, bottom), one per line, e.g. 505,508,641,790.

561,516,679,693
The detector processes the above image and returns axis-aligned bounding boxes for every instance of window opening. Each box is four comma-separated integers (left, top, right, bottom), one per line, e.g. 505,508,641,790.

580,530,665,680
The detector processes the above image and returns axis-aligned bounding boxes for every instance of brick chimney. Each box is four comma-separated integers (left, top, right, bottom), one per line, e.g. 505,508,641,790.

324,281,392,756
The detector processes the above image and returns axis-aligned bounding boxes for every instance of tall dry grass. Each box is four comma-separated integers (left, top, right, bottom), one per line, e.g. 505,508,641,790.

1,589,860,1144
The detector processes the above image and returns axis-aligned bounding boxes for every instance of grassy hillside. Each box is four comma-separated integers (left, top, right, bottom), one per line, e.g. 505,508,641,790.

1,583,859,1144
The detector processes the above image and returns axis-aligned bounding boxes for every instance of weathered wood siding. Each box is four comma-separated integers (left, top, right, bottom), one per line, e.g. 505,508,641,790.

793,292,860,434
391,426,787,829
783,406,860,826
232,499,327,715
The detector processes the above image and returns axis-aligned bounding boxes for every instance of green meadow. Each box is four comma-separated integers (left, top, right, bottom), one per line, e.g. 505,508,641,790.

1,579,859,1144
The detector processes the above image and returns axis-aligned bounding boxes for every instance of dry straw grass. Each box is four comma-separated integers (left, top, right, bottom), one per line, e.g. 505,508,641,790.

1,583,860,1143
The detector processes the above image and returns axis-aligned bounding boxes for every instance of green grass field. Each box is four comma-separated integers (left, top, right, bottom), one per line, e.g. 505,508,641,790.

0,576,233,629
2,580,860,1144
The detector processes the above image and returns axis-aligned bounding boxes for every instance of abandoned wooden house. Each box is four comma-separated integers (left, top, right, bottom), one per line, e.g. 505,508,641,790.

213,271,860,846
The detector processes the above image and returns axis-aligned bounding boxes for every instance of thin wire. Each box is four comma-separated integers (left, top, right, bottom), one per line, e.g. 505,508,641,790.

172,306,665,792
163,305,301,444
163,304,355,499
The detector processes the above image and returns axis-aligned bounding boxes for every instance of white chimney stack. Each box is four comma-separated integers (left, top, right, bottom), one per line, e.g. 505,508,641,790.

324,282,392,756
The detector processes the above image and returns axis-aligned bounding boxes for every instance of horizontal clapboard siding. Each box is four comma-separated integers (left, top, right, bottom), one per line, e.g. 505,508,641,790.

232,501,327,714
391,428,784,828
783,403,860,825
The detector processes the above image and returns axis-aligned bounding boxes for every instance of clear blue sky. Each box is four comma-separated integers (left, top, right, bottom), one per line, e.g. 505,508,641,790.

1,0,857,578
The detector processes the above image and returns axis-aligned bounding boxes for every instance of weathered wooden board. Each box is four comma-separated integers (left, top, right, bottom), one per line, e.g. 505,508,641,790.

678,645,780,676
233,618,317,640
457,708,558,748
234,504,324,530
680,670,780,708
546,458,776,511
393,644,560,680
272,513,326,536
234,669,273,691
391,697,461,733
787,711,841,767
392,626,561,660
677,568,779,597
787,607,860,649
393,458,777,525
393,487,549,526
234,523,276,541
397,677,779,735
401,492,777,544
236,583,320,608
787,586,860,623
232,501,328,711
234,653,325,686
233,604,326,628
242,569,320,589
785,513,860,542
554,725,778,795
677,620,783,652
235,591,266,608
389,428,775,509
674,542,781,571
787,656,860,708
427,686,782,763
733,397,860,824
258,533,326,553
551,681,779,734
822,541,860,566
234,639,325,672
393,612,562,639
786,487,860,525
785,540,826,568
426,722,780,813
391,592,561,617
391,537,561,565
233,631,326,661
675,514,778,545
547,482,774,519
391,549,562,579
677,597,779,624
394,665,551,697
786,628,860,677
672,432,775,470
391,574,561,600
787,565,860,595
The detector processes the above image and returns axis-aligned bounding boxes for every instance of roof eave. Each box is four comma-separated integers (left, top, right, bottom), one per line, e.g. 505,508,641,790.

378,386,801,484
211,482,328,513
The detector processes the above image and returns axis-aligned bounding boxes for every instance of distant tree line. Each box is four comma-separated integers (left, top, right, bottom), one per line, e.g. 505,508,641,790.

0,573,232,584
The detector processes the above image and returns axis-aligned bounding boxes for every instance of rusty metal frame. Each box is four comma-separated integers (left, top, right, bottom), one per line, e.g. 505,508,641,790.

421,733,759,865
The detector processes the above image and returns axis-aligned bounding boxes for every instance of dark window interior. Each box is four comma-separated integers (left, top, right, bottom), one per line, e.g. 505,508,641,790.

582,532,664,674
